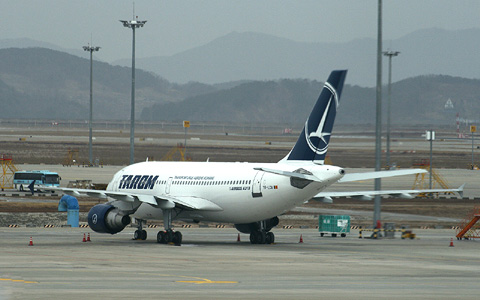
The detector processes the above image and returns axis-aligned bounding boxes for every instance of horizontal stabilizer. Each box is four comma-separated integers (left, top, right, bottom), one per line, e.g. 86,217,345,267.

339,169,426,183
314,197,333,204
254,167,320,182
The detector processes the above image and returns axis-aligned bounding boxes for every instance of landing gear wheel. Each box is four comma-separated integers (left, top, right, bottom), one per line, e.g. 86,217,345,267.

250,230,267,244
157,230,181,245
173,231,182,246
249,232,256,244
266,232,275,244
257,231,266,244
134,229,147,240
134,230,141,240
164,230,174,243
157,231,165,243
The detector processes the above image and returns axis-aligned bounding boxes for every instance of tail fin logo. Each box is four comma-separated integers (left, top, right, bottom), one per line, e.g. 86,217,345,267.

281,69,346,163
305,81,339,156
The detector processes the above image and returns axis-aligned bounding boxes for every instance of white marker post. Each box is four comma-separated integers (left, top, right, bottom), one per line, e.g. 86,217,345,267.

425,130,435,192
471,125,476,169
183,121,190,158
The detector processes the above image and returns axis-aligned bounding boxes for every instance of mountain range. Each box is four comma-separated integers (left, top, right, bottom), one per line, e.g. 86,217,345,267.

0,46,479,126
111,28,480,87
4,28,480,88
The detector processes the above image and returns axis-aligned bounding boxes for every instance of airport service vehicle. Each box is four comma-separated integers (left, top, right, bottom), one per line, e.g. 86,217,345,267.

50,70,463,246
14,170,60,192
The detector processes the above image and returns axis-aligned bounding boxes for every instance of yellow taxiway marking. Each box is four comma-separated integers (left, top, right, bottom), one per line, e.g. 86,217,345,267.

175,275,237,284
0,278,38,284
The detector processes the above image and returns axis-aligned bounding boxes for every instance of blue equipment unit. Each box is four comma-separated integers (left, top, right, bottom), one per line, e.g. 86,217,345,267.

58,195,80,227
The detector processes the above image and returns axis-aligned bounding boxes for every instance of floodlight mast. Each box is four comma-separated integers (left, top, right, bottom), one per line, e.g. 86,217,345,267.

374,0,383,228
383,50,400,170
120,17,147,165
83,45,101,166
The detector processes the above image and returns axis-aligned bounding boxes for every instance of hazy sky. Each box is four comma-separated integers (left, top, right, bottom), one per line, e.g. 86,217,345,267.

3,0,480,62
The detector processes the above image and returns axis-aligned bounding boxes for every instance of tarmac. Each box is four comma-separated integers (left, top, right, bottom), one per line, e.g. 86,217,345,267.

2,165,480,299
1,227,479,299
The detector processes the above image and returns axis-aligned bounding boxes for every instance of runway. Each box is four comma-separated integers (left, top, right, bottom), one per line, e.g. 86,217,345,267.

1,227,479,299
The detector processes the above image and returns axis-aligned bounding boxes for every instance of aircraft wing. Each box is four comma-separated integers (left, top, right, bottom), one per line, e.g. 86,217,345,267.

154,195,223,211
51,187,109,199
49,187,223,211
312,184,465,203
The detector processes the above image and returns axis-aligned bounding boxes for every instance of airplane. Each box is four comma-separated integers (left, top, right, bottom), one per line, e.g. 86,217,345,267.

50,70,463,246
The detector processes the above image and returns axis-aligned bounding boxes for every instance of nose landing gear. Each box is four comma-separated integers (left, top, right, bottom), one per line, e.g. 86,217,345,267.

133,219,147,240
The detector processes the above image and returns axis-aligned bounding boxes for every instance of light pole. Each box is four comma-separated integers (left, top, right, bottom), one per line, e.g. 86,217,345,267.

120,17,147,165
83,45,101,166
383,50,400,169
373,0,383,228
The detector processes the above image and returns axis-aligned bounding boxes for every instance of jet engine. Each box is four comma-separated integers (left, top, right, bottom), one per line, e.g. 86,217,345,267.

87,204,131,234
234,217,279,234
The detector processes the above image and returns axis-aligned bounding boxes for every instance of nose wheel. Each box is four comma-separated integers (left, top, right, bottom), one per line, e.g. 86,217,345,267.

134,229,147,240
133,219,147,240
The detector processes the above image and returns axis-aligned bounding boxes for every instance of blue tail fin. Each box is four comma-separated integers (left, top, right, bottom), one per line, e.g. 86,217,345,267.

281,70,347,164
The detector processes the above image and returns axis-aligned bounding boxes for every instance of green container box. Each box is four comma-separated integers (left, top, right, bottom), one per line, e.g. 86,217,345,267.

318,215,350,237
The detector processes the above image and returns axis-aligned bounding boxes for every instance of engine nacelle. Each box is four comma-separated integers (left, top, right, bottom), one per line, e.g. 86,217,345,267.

87,204,131,234
234,217,279,234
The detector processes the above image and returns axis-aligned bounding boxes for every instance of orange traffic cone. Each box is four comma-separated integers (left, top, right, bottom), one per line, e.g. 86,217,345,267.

28,237,34,246
237,233,241,242
82,233,86,242
299,234,304,243
449,238,454,247
87,233,91,242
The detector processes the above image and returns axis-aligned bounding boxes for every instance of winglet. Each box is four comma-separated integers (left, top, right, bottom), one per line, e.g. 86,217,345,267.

28,180,35,195
458,183,466,198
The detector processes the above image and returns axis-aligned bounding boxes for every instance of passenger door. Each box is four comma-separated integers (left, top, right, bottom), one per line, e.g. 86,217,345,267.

165,177,173,194
252,171,264,198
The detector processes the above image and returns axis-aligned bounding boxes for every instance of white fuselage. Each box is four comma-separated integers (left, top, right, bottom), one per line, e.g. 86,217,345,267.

105,161,344,224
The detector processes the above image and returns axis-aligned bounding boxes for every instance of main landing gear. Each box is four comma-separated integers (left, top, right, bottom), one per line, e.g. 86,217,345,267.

156,208,182,246
157,230,182,245
249,230,275,244
249,220,275,244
